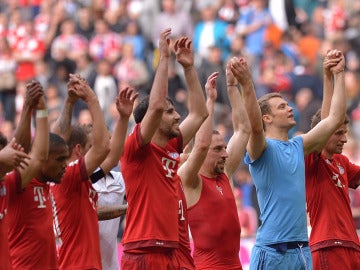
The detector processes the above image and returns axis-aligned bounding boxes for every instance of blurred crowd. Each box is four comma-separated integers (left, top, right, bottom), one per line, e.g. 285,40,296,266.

0,0,359,236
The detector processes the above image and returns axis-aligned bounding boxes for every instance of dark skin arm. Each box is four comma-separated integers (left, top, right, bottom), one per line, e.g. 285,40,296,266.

15,81,45,152
0,138,30,179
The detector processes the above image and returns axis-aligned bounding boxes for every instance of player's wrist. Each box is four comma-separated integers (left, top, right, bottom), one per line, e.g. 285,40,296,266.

36,109,48,118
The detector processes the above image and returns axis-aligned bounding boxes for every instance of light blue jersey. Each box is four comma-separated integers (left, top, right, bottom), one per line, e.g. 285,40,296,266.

244,136,308,245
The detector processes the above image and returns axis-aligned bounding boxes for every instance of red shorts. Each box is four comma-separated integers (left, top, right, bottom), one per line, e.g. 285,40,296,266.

312,246,360,270
121,251,177,270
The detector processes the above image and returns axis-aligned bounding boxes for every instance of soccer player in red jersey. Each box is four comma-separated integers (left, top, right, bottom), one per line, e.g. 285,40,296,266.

91,86,138,270
174,72,218,270
305,50,360,270
50,75,109,269
120,29,208,269
184,63,250,270
5,81,63,269
0,135,30,270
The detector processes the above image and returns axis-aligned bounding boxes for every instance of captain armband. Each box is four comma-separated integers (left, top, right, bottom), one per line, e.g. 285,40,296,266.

90,167,105,183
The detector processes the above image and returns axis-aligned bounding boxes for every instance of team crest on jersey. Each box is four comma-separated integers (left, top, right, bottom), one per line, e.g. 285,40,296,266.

216,185,223,195
168,152,179,159
337,165,344,174
332,173,345,189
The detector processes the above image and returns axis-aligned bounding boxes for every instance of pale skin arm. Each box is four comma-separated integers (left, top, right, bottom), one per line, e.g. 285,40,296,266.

176,37,208,147
302,50,346,155
73,78,110,176
99,87,138,173
225,61,251,185
97,204,128,221
179,72,218,206
18,87,49,188
321,49,344,119
230,57,266,161
139,28,172,145
51,74,79,141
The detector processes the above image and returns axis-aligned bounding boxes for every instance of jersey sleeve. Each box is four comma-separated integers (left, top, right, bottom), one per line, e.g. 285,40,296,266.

342,155,360,189
55,157,88,195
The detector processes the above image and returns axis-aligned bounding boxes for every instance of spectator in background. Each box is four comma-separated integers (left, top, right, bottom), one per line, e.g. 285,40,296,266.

193,3,231,61
91,59,118,123
152,0,193,47
113,42,150,90
89,18,122,64
167,56,188,122
51,18,88,63
0,36,16,122
104,4,129,34
295,87,321,134
123,20,147,61
197,46,229,110
236,0,272,81
75,6,95,41
12,19,46,82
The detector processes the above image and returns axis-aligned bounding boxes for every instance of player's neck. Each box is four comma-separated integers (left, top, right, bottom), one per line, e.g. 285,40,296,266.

265,128,289,141
322,150,334,160
151,132,170,148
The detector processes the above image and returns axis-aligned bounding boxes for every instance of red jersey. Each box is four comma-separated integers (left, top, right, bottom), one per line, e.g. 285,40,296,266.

174,180,195,270
305,153,360,251
188,173,242,270
50,157,101,269
89,32,122,62
12,33,45,81
0,174,15,270
7,175,58,269
120,124,182,251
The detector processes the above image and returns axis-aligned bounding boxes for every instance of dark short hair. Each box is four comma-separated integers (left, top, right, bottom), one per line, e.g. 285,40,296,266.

49,133,68,152
310,108,350,129
133,95,174,124
67,124,89,153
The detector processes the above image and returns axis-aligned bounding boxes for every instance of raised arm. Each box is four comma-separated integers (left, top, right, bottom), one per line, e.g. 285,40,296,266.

15,81,45,152
224,61,250,182
139,28,172,145
73,77,110,175
302,50,346,155
51,74,79,141
179,72,218,204
176,37,208,147
321,49,344,119
230,57,265,161
99,87,138,174
18,84,49,188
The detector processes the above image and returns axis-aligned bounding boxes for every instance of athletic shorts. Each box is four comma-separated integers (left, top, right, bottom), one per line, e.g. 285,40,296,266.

250,244,313,270
312,246,360,270
121,251,177,270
